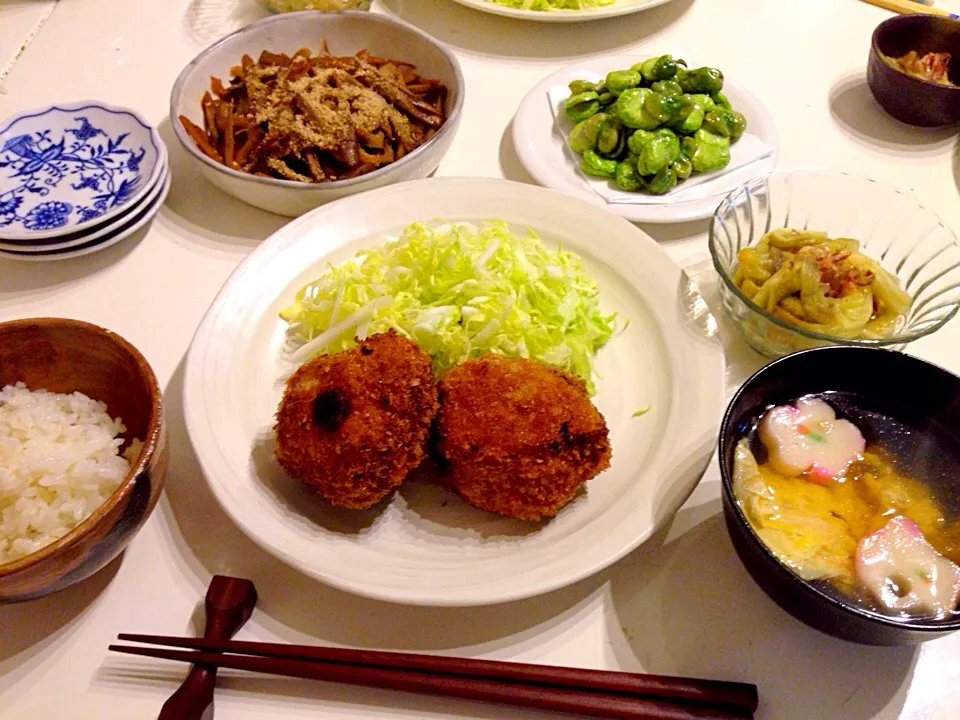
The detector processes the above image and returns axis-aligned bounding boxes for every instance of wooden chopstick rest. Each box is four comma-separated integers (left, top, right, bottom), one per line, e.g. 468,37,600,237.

155,576,258,720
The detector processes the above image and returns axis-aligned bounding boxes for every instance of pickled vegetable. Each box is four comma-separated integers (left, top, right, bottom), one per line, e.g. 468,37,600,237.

732,228,912,339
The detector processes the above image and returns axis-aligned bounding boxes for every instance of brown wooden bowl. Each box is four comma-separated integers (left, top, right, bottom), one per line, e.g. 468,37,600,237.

867,14,960,127
0,318,166,602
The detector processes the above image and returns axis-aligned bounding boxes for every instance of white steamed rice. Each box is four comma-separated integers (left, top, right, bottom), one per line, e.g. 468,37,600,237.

0,382,142,565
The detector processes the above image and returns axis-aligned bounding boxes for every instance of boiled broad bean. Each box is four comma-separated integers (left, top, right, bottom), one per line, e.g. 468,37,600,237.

567,113,608,153
581,148,617,178
565,91,601,122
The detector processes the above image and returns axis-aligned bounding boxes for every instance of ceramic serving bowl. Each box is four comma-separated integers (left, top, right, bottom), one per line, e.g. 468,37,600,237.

867,14,960,127
0,319,166,602
719,346,960,645
709,169,960,358
169,11,464,217
0,102,165,242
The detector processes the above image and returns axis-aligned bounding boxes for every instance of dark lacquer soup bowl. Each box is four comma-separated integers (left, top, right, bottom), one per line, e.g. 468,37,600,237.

719,346,960,645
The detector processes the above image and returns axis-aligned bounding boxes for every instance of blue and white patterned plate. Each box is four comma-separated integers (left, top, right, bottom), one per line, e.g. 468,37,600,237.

0,169,171,262
0,161,168,252
0,152,167,249
0,102,164,241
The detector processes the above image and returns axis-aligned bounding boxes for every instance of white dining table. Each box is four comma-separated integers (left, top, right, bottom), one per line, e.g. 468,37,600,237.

2,0,960,718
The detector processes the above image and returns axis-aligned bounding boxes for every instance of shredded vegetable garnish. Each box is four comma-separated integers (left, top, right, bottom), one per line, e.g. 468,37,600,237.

279,220,616,393
489,0,614,9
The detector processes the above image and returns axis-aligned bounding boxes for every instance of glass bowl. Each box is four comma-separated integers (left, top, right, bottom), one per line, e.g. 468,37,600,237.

258,0,371,10
709,169,960,357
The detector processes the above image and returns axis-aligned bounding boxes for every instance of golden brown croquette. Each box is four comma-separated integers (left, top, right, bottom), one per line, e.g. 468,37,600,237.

433,355,611,521
274,331,439,509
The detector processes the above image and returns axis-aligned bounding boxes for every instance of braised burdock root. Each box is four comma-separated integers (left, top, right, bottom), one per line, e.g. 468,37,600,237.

433,355,612,521
179,46,448,183
274,331,438,509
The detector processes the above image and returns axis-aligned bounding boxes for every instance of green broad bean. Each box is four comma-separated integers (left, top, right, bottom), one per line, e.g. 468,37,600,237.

565,56,744,190
679,67,724,95
568,79,599,95
712,91,732,111
645,92,683,125
672,154,693,180
647,167,678,195
651,79,683,97
729,110,747,141
567,113,608,154
634,55,681,83
581,148,617,178
597,116,625,156
627,128,655,157
670,95,708,134
688,94,717,112
565,91,601,122
635,128,681,176
685,128,731,174
615,160,644,191
615,88,660,130
605,69,642,96
703,109,747,140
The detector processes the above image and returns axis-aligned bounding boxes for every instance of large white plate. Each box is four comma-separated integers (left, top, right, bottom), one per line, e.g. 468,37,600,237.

184,178,725,606
513,57,780,224
449,0,674,22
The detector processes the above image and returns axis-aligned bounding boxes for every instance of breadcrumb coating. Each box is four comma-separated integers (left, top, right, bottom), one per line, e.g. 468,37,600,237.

274,331,439,509
434,355,611,521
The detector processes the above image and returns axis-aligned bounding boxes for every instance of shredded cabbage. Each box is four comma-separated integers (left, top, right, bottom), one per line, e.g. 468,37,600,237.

279,220,616,393
489,0,614,9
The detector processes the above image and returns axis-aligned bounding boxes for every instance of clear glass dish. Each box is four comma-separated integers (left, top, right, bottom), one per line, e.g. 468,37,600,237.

258,0,371,11
709,169,960,357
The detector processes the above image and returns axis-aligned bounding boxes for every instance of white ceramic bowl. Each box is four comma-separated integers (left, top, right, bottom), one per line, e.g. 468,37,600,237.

169,11,464,217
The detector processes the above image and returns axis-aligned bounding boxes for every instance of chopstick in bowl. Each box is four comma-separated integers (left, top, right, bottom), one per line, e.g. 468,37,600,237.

110,634,757,719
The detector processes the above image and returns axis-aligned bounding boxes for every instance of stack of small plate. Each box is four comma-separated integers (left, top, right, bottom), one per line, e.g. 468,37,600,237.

0,102,169,261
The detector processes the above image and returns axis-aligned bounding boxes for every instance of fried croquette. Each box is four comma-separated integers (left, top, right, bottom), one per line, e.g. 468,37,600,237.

274,331,439,509
434,355,611,521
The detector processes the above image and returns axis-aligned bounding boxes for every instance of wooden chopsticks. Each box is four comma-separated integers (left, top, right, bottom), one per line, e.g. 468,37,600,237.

858,0,959,18
110,634,757,720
